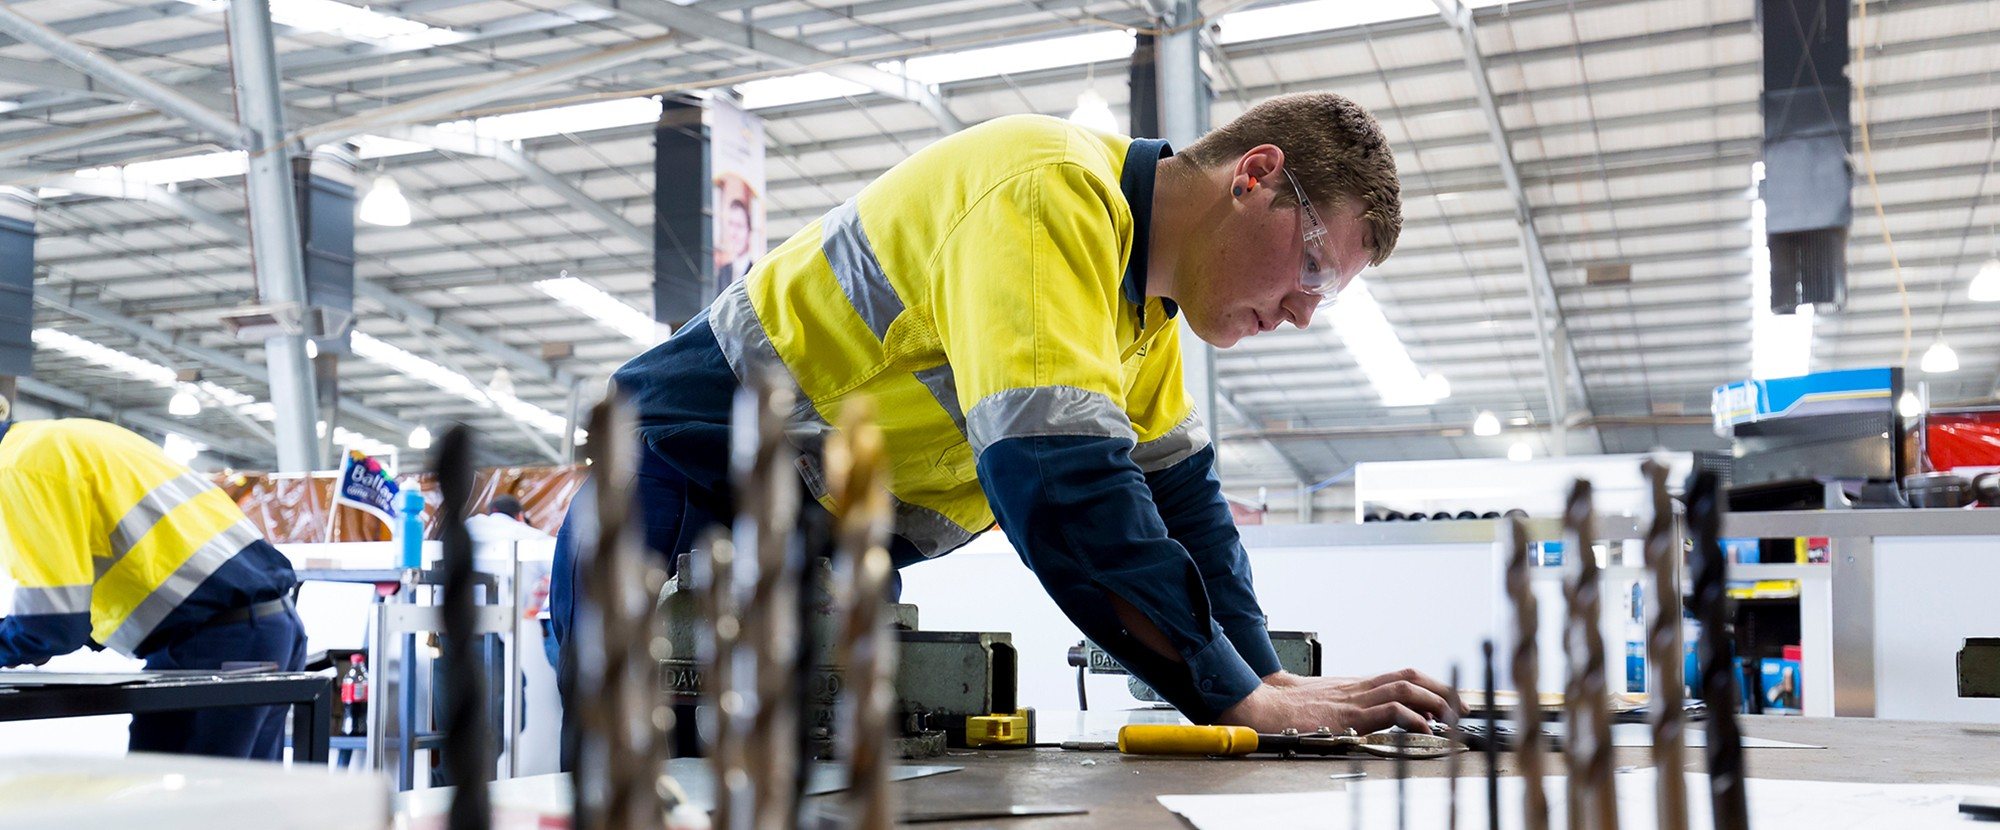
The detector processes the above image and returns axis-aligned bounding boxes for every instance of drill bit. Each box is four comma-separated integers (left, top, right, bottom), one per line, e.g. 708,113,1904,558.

1395,727,1408,830
731,375,805,830
1501,520,1548,830
1642,460,1689,830
434,424,490,830
573,398,674,830
1447,663,1461,830
1482,642,1497,830
829,398,897,830
696,530,743,830
1686,470,1749,830
1560,481,1618,830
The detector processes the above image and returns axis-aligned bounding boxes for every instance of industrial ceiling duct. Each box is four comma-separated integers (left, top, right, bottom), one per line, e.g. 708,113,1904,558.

1759,0,1851,313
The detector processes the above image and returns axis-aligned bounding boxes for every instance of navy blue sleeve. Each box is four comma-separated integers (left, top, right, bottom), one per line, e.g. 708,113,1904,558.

1144,445,1283,679
0,611,93,668
977,434,1262,722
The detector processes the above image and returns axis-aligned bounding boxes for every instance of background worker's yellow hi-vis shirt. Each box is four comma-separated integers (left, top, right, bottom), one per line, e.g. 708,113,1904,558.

612,114,1282,721
0,419,296,666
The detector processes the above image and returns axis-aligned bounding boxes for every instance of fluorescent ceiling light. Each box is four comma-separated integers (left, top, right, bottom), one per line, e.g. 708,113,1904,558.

736,72,873,111
78,151,246,187
739,31,1133,111
350,331,570,437
534,275,660,347
174,0,465,48
1747,172,1814,380
1068,89,1119,133
358,175,412,227
1507,440,1533,462
34,328,395,456
1971,257,2000,302
895,31,1135,86
437,98,663,144
1921,340,1960,374
1215,0,1514,45
1473,410,1501,437
1326,279,1447,407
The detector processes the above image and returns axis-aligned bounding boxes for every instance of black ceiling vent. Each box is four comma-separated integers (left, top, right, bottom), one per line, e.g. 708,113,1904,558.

1759,0,1851,313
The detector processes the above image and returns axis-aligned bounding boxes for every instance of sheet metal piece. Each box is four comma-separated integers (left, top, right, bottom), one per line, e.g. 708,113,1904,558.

1642,459,1689,830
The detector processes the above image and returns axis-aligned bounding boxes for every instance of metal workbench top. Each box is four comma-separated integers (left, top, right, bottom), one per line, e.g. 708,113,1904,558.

891,716,2000,828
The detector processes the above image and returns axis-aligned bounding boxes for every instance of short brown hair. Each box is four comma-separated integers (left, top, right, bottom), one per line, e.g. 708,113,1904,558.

1179,92,1401,265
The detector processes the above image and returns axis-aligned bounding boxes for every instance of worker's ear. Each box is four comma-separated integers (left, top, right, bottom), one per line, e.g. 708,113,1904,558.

1230,145,1285,203
0,394,11,423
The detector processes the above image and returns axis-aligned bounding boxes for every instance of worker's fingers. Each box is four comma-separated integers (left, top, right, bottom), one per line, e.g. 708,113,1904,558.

1350,701,1430,736
1345,679,1456,725
1346,668,1466,714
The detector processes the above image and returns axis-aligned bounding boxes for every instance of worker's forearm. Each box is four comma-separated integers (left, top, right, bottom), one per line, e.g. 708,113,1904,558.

1145,447,1283,677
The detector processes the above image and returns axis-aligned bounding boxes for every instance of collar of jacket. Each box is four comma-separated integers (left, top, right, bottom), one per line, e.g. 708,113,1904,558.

1119,137,1177,324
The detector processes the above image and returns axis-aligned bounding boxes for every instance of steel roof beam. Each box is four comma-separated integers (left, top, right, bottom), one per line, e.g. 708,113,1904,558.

0,5,246,148
15,377,260,465
577,0,963,131
385,124,652,249
35,294,417,441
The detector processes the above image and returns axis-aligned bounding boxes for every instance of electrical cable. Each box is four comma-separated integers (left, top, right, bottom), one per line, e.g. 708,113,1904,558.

1854,0,1914,366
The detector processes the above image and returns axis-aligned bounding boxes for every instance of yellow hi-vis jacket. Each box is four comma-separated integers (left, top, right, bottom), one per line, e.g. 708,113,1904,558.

709,114,1204,554
624,114,1280,720
0,419,291,665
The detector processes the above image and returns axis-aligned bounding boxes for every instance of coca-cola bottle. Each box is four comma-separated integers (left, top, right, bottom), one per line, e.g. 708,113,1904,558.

340,653,369,737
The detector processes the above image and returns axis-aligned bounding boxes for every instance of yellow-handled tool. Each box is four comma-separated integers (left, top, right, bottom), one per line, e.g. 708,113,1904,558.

1118,724,1262,756
1117,724,1460,759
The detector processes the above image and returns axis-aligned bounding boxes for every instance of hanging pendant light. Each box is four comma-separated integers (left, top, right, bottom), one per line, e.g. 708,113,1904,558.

1970,257,2000,303
408,425,433,450
1067,89,1119,133
1472,410,1501,437
1507,440,1533,462
168,388,202,417
358,174,412,227
1921,340,1959,374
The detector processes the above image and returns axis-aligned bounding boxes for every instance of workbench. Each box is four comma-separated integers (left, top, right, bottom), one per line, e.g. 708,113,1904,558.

0,669,336,763
892,716,2000,827
394,716,2000,826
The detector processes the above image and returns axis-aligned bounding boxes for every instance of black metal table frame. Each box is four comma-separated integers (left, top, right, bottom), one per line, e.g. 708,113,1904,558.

0,670,337,763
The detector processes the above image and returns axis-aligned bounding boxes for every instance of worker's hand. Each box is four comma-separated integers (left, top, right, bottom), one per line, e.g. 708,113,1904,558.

1223,668,1463,735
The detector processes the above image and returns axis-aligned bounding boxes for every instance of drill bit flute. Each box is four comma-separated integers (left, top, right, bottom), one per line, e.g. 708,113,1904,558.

829,399,897,830
1686,471,1750,830
1481,642,1497,830
1501,518,1548,830
1642,460,1689,830
1560,481,1618,830
434,425,491,830
572,400,675,830
731,377,807,830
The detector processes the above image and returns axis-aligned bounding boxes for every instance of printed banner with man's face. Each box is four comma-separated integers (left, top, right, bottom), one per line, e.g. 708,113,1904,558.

710,96,767,291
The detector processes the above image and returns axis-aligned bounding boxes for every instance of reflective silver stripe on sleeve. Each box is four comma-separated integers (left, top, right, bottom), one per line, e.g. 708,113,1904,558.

706,279,978,560
103,520,262,656
1130,413,1212,473
109,472,216,560
912,364,967,435
819,198,904,341
894,499,976,559
965,386,1135,457
11,584,92,615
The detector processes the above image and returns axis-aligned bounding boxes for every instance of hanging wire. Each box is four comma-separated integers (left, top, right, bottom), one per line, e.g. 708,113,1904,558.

1854,0,1915,366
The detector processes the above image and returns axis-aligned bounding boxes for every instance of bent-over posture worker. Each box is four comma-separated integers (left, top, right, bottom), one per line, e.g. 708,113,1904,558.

553,92,1460,739
0,407,305,759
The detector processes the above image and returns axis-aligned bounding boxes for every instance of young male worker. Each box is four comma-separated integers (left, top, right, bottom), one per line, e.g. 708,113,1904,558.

0,402,307,759
553,92,1461,738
